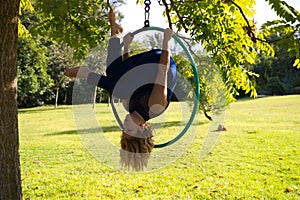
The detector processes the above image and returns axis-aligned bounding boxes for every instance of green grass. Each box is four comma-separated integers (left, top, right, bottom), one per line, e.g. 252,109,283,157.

19,95,300,199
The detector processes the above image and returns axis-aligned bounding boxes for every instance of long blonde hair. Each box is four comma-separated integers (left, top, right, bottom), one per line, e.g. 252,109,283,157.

120,124,154,171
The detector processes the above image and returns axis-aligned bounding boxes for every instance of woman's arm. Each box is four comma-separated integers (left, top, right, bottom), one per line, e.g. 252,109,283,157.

148,28,173,114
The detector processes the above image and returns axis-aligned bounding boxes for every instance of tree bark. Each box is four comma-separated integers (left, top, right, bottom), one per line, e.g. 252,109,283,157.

0,0,22,199
98,88,102,103
92,86,97,109
55,87,59,108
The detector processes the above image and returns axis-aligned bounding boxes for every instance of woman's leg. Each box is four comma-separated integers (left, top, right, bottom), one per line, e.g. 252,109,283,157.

109,8,123,37
106,8,123,70
148,28,173,114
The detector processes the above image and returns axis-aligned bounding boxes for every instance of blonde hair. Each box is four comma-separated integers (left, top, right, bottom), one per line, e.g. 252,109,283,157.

120,125,154,171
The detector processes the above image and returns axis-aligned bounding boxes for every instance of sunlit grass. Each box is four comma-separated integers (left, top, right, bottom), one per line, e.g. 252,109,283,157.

19,95,300,199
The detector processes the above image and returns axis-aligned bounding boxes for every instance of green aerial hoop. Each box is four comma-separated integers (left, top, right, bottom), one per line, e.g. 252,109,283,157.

109,0,200,148
111,26,200,148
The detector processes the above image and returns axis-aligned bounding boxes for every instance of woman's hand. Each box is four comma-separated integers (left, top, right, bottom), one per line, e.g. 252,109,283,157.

162,28,173,51
123,32,134,48
64,66,90,79
163,28,173,43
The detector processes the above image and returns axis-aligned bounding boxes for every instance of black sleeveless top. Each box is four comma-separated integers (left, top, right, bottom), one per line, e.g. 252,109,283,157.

128,84,172,121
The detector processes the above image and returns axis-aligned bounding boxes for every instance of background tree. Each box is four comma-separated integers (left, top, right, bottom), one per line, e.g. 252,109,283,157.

259,0,300,68
253,34,300,95
46,42,75,108
82,44,108,107
17,36,53,108
0,0,22,199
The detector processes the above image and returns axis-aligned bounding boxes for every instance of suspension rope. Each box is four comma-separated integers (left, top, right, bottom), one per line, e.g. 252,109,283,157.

144,0,151,27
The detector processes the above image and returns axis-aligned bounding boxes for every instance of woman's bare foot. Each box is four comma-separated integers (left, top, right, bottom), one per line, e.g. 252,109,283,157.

112,23,123,35
64,66,90,79
163,28,173,43
109,8,123,36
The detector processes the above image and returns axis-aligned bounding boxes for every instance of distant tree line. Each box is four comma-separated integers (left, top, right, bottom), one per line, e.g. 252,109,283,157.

252,35,300,96
17,36,110,108
231,33,300,98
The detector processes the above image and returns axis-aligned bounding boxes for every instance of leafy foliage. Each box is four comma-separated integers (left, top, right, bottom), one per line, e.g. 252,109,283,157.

266,76,287,95
152,0,268,100
17,37,53,107
259,0,300,68
32,0,111,59
153,0,299,100
19,0,34,37
47,42,74,88
252,34,300,95
46,41,76,106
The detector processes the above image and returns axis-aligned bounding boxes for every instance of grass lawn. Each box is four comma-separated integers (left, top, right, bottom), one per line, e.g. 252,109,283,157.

19,95,300,199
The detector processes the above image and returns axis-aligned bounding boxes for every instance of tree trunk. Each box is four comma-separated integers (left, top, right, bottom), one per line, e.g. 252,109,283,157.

0,0,22,199
64,91,67,104
98,88,102,103
55,87,59,108
92,86,97,109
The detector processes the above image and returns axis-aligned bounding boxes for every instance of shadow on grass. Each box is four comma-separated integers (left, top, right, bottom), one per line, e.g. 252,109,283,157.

151,120,181,127
18,106,70,114
44,126,119,137
45,129,80,136
152,120,207,128
45,119,206,137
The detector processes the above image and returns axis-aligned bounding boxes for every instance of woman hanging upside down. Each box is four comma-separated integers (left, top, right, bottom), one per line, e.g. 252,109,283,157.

64,8,177,171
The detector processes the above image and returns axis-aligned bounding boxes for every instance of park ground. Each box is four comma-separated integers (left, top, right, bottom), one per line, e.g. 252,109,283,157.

19,95,300,199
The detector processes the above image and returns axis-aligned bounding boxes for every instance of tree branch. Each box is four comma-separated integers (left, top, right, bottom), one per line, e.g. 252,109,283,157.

161,0,173,29
169,0,189,32
229,0,296,44
157,0,295,45
229,0,257,43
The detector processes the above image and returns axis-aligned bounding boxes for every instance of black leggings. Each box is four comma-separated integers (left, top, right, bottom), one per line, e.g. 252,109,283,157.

87,37,177,100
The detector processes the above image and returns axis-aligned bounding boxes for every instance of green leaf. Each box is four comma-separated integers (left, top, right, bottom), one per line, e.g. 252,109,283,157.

293,59,300,68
